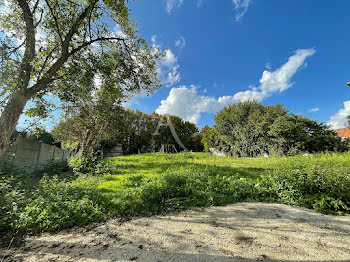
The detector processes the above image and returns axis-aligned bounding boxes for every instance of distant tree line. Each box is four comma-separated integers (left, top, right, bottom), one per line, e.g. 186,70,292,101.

49,100,349,158
98,110,204,154
53,108,203,155
202,101,349,157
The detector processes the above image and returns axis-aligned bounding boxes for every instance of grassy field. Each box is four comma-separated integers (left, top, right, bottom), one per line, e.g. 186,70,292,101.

1,152,350,233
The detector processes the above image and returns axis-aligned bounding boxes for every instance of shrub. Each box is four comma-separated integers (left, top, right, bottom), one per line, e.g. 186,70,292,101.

1,152,349,233
260,155,350,214
0,178,25,231
16,176,105,232
213,101,349,157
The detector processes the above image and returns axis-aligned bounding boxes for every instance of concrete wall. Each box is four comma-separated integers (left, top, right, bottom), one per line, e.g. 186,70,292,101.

0,137,74,173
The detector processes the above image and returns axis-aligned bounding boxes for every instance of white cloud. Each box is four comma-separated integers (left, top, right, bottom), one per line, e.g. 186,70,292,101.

175,36,186,48
156,48,315,124
152,36,181,86
166,0,184,14
163,49,178,67
232,0,252,22
113,24,126,38
156,86,217,123
158,49,181,86
327,101,350,129
309,107,319,112
265,63,272,70
233,48,316,102
151,35,157,43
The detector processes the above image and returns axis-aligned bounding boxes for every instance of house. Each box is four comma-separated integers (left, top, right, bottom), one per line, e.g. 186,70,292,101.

333,128,350,139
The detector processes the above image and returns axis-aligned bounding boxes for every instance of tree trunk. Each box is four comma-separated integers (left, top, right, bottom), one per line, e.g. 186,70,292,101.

0,91,30,157
0,0,36,158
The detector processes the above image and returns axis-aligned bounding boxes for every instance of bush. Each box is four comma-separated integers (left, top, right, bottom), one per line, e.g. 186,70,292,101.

0,178,25,231
38,161,71,175
68,151,104,174
16,176,105,232
1,152,349,233
260,156,350,214
213,101,349,157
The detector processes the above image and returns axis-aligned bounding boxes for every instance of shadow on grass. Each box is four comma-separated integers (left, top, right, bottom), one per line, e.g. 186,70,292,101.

108,159,268,180
3,153,348,234
1,161,77,194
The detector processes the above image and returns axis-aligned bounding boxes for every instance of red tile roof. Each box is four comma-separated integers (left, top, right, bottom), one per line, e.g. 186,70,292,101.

334,128,350,138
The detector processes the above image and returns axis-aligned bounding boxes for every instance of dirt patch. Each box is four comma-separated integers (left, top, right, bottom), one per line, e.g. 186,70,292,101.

2,202,350,261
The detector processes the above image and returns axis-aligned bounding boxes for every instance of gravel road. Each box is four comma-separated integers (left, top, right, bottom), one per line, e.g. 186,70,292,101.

2,202,350,262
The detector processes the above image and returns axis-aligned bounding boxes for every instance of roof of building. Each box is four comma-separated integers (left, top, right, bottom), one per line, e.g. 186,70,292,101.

334,128,350,138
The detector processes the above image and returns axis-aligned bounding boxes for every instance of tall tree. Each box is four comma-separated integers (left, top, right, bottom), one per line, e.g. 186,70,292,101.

0,0,161,157
214,101,347,157
153,115,199,152
200,125,211,134
346,115,350,129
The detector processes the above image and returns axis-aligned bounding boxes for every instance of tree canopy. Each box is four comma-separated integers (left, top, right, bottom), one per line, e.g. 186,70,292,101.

53,108,204,155
0,0,161,157
346,115,350,129
209,101,348,157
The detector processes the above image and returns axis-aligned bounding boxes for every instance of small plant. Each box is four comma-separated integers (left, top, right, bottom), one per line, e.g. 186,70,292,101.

1,152,349,233
68,151,104,174
260,156,350,214
0,178,25,231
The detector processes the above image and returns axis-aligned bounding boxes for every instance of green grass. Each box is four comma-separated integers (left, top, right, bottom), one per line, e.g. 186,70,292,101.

1,152,350,233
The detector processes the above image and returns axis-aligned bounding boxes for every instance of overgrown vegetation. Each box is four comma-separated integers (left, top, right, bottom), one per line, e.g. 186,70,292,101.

54,110,204,155
1,152,349,233
204,101,349,157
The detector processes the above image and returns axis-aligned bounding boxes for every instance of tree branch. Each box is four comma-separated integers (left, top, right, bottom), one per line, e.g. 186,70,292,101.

27,0,101,96
32,0,41,14
37,44,60,80
68,36,124,56
44,0,63,44
61,0,99,56
28,36,124,95
17,0,36,93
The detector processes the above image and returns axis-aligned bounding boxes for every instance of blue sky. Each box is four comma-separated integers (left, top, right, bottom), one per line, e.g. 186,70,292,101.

15,0,350,131
124,0,350,129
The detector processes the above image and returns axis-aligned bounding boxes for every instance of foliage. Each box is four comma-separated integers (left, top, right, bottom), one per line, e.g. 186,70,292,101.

116,109,159,154
189,132,204,152
38,160,71,175
200,125,211,134
27,128,59,147
259,154,350,214
202,128,219,152
55,109,205,155
153,115,201,152
0,178,24,231
68,150,108,174
346,115,350,129
52,104,128,153
213,101,348,157
1,152,349,233
110,112,203,153
0,0,162,157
